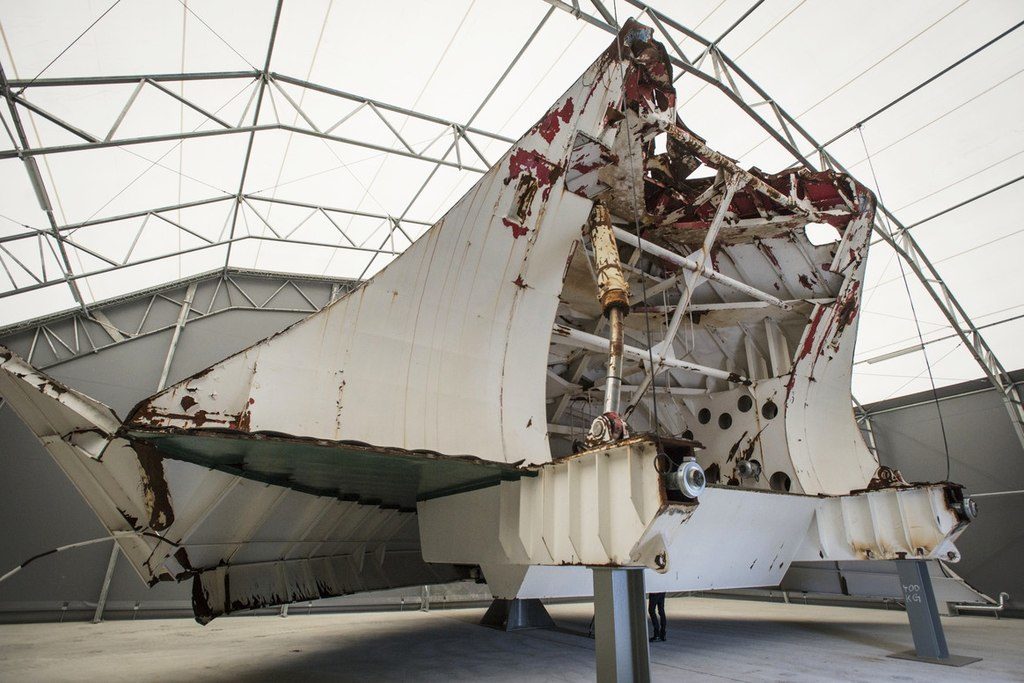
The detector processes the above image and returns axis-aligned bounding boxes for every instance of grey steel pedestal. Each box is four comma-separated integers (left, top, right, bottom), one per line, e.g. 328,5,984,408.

592,567,651,683
889,560,980,667
480,598,555,631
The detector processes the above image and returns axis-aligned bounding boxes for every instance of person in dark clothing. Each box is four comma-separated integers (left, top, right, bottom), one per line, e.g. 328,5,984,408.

648,592,666,642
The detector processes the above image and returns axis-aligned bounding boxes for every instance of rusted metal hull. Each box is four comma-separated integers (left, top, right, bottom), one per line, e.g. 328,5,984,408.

0,20,975,622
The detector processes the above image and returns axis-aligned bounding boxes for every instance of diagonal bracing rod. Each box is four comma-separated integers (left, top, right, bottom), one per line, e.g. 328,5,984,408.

624,172,743,416
552,323,748,385
0,63,86,312
612,227,791,311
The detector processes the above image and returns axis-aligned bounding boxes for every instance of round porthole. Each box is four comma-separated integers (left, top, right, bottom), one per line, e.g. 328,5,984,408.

761,400,778,420
698,408,711,424
737,395,753,413
718,413,732,429
769,471,791,492
681,429,694,440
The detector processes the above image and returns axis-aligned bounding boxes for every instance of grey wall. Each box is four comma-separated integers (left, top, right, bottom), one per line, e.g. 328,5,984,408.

865,375,1024,614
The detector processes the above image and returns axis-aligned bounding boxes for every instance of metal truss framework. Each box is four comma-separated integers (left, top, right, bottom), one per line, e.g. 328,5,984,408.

0,268,356,375
0,0,1021,447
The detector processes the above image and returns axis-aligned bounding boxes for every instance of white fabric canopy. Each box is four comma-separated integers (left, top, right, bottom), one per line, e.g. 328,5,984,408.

1,0,1021,403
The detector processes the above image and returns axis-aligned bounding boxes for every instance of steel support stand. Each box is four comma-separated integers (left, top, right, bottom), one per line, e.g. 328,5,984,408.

480,598,555,631
889,560,980,666
592,567,650,683
91,541,120,624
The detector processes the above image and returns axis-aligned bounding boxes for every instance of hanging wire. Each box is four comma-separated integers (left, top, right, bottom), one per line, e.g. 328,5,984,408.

612,1,662,439
858,125,953,480
11,0,124,95
173,0,260,71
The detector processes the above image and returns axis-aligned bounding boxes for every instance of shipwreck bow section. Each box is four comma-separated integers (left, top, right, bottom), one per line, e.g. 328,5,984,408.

0,20,975,623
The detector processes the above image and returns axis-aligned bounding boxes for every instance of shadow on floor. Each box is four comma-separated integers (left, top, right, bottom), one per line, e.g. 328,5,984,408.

221,610,916,682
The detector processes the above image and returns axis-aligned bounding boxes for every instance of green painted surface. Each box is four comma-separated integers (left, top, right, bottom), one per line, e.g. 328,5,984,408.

128,431,530,508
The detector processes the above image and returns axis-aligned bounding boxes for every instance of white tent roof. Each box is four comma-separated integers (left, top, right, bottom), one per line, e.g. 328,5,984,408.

1,0,1022,405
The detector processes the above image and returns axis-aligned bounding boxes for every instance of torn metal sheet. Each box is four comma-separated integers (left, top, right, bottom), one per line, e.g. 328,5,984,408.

0,347,474,621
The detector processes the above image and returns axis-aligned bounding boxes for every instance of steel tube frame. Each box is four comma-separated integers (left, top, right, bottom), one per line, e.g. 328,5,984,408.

0,194,433,248
625,174,743,415
612,227,791,311
546,0,1024,450
0,63,86,312
553,323,748,384
0,234,397,302
156,282,197,391
91,541,120,624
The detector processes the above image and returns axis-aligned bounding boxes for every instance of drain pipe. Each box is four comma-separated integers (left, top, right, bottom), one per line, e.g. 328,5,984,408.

586,203,631,443
954,592,1010,618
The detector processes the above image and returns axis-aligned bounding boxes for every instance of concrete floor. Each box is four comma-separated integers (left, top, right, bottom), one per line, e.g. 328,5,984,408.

1,597,1021,682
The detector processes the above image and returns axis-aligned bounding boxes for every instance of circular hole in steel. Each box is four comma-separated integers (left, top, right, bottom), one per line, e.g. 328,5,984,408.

681,429,694,440
737,395,753,413
761,400,779,420
769,471,791,492
698,408,711,424
718,413,732,429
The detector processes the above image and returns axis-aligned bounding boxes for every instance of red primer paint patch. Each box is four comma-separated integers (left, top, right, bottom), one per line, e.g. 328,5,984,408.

531,99,575,143
502,217,528,239
797,309,825,362
505,149,562,200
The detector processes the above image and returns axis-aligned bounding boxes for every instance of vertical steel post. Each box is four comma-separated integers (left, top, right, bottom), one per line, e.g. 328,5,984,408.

592,567,650,683
890,560,980,666
898,560,948,659
91,541,120,624
156,281,197,390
